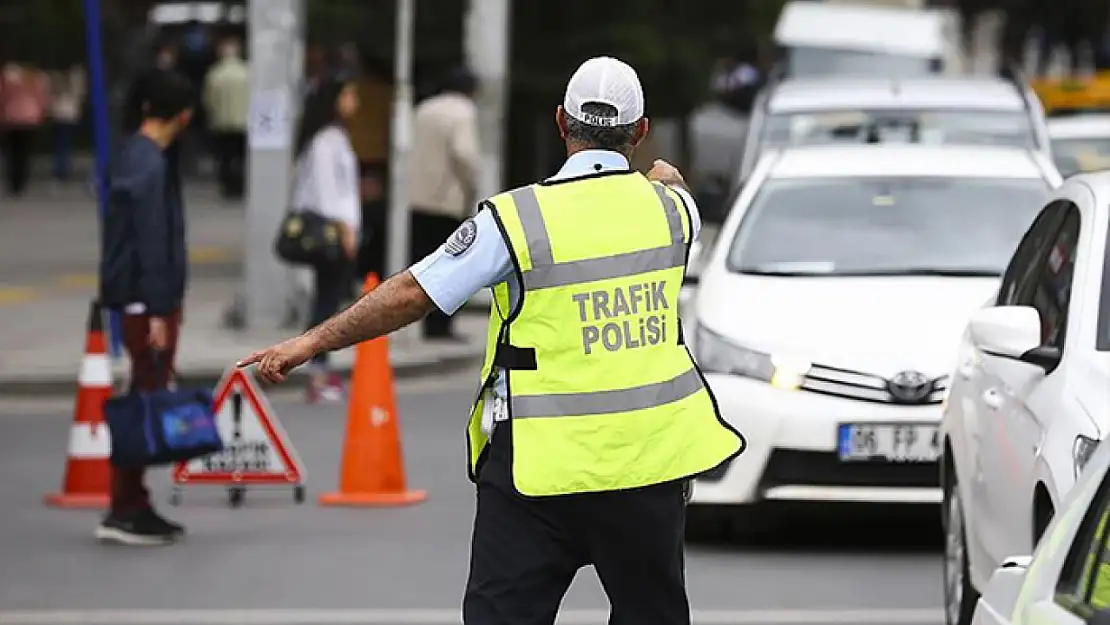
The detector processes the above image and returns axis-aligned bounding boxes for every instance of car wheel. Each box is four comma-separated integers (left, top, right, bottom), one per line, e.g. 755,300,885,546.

944,477,979,625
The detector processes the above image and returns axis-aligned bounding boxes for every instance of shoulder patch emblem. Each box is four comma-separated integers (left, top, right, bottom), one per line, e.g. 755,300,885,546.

444,218,478,256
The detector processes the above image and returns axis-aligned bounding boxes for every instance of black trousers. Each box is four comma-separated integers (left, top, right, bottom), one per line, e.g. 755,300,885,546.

307,259,352,366
464,421,691,625
411,209,464,338
212,130,246,199
2,128,34,196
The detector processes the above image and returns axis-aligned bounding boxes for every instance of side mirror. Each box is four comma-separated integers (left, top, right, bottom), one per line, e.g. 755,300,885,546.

968,306,1062,372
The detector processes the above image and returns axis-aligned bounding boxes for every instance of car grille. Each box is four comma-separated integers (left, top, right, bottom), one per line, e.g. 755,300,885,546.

760,450,939,488
801,364,948,405
695,450,940,487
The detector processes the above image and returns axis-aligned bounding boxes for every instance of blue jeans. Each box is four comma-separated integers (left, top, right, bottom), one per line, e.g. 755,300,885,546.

52,122,77,182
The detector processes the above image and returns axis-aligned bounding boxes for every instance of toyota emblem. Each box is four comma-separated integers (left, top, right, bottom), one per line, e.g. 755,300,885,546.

887,370,932,403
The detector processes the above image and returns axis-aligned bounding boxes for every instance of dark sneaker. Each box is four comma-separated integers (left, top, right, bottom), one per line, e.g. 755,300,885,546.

94,509,178,546
143,508,186,538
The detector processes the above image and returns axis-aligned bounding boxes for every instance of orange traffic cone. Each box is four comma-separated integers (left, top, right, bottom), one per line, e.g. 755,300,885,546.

319,274,428,507
45,300,113,508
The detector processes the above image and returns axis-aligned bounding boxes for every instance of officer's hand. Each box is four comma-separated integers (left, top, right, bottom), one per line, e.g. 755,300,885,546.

237,335,318,383
647,159,686,188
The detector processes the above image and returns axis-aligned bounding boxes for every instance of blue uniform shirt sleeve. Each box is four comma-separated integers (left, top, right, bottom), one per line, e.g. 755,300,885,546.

410,208,514,315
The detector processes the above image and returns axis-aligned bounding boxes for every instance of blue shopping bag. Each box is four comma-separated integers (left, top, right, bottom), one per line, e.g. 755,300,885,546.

105,358,223,468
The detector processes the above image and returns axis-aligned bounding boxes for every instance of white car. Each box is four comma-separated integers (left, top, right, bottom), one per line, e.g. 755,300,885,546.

970,418,1110,625
1047,114,1110,178
686,143,1060,538
736,74,1051,186
941,172,1110,625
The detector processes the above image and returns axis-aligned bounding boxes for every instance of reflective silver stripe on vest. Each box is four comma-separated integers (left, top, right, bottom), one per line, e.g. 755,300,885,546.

510,186,554,266
523,244,685,289
652,183,686,247
511,367,702,418
509,184,688,290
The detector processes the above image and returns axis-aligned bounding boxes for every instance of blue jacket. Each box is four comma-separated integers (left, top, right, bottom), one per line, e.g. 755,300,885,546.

99,134,187,317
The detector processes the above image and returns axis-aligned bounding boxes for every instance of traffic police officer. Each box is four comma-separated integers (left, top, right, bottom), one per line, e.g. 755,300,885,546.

241,56,746,625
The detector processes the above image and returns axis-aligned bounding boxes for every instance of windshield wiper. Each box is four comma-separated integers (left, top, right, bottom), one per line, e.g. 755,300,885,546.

825,268,1001,277
735,267,1000,278
737,269,835,277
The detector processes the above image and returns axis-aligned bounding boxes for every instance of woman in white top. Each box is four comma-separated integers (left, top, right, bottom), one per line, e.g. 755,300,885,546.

289,77,361,402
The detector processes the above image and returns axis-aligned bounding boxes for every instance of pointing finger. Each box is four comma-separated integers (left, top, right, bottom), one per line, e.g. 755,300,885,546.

237,351,266,368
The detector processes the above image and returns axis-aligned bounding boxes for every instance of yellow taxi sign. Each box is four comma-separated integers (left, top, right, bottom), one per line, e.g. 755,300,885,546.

1033,71,1110,115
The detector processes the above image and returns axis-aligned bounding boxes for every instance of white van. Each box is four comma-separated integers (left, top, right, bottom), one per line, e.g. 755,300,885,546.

774,1,952,77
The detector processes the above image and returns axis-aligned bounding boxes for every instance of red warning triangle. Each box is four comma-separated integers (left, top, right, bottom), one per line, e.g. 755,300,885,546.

172,367,306,485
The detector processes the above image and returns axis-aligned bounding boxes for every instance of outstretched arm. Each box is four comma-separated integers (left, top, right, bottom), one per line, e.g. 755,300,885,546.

240,209,512,383
306,270,434,354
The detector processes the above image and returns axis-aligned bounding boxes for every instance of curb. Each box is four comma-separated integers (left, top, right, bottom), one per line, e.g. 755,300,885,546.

0,352,482,398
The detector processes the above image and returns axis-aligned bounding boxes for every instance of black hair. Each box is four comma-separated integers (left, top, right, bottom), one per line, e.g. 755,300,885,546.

294,77,349,159
442,66,477,96
360,51,393,82
564,102,639,153
142,71,196,121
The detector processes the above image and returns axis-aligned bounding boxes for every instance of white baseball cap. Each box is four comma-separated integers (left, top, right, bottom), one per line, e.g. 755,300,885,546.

562,56,645,127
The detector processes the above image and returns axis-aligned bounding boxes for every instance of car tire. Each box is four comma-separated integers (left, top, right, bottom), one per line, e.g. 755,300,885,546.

944,476,979,625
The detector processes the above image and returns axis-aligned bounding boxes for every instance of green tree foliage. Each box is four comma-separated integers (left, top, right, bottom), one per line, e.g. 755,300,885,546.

512,0,786,118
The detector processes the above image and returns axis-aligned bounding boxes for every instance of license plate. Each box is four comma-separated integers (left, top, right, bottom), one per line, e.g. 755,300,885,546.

838,423,940,462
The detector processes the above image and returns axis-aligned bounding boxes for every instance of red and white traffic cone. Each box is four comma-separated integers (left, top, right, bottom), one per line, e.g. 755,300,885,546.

44,300,113,509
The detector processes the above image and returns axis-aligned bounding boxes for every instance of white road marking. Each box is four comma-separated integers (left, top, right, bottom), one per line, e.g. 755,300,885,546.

0,608,943,624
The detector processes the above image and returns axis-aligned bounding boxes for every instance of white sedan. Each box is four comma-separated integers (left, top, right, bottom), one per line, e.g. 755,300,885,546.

1047,114,1110,178
686,143,1060,538
942,172,1110,625
970,422,1110,625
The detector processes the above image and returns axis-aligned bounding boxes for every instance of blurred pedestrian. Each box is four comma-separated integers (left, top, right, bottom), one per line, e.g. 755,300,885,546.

710,46,761,114
203,36,249,199
97,70,196,545
0,61,49,196
239,56,745,625
48,62,86,188
346,52,393,281
301,44,328,98
177,19,215,177
407,66,481,340
288,77,362,403
333,42,361,83
123,37,185,205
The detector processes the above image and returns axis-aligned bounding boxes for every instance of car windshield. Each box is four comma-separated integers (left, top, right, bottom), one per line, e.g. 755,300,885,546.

1050,137,1110,177
763,110,1036,150
786,47,935,77
727,177,1051,276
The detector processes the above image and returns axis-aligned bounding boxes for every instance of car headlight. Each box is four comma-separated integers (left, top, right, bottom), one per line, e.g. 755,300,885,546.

692,326,811,391
1074,435,1100,479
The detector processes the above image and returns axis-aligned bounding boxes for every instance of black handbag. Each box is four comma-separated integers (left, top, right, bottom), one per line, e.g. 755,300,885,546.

274,210,345,267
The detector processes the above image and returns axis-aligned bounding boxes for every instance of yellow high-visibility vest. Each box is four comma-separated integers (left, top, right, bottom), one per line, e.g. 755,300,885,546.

465,170,746,496
1087,512,1110,609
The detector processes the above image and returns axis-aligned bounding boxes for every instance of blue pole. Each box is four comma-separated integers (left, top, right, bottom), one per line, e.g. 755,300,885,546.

83,0,122,357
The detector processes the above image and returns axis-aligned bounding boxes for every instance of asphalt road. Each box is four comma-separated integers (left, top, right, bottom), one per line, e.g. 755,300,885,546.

0,369,945,625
